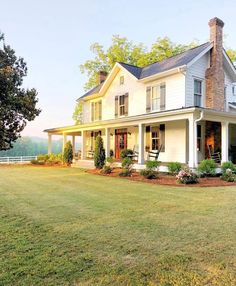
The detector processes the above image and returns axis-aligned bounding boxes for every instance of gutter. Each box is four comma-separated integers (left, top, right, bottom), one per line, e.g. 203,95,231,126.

194,110,204,167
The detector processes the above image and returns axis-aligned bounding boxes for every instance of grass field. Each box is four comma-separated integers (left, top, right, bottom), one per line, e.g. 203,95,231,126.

0,166,235,286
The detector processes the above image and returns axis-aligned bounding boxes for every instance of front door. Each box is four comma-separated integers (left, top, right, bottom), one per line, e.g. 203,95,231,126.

115,129,127,159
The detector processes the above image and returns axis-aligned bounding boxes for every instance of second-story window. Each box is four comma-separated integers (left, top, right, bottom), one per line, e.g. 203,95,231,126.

91,100,102,122
194,79,202,107
119,95,125,116
115,93,129,117
146,83,166,112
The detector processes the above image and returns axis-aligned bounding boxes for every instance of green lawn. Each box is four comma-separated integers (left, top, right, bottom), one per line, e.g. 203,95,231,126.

0,166,235,286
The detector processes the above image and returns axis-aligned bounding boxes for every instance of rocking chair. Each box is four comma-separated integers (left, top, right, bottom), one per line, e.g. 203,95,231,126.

147,144,163,161
207,145,221,163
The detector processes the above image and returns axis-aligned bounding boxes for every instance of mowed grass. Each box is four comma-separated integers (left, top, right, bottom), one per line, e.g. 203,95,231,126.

0,166,236,286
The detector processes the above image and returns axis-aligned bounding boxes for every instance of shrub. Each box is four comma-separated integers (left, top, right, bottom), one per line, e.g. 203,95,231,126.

119,168,132,177
120,149,133,159
101,165,112,174
140,169,158,179
94,136,106,169
176,168,198,184
146,160,160,170
119,157,133,177
48,153,63,165
63,141,73,166
31,159,45,165
167,161,182,175
140,160,159,179
197,159,216,177
221,161,235,174
37,154,49,162
221,169,235,182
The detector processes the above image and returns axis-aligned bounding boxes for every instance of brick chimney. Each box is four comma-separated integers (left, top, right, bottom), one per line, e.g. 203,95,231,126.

205,17,225,111
98,71,108,84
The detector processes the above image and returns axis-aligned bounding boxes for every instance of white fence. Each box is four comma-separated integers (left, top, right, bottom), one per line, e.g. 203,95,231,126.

0,156,37,164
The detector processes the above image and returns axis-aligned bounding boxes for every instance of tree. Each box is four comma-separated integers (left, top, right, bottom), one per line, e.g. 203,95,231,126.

80,36,197,91
94,135,105,169
0,33,41,150
226,49,236,62
72,101,83,124
63,141,73,166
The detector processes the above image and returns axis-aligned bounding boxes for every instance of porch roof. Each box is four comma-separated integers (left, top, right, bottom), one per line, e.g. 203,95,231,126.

44,107,236,135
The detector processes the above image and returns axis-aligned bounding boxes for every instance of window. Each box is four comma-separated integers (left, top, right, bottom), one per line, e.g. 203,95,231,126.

91,100,102,121
151,127,160,150
119,95,125,116
150,125,165,151
194,79,202,107
150,83,166,111
120,76,124,85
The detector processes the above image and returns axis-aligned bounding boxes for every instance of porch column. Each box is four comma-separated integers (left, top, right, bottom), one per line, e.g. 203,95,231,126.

62,133,67,152
188,118,197,168
221,121,229,163
138,123,145,164
48,134,52,155
105,128,110,158
81,130,86,159
72,135,76,158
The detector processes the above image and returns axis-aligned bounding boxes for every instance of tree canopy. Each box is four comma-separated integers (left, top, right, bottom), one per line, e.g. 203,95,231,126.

80,36,198,91
0,33,41,150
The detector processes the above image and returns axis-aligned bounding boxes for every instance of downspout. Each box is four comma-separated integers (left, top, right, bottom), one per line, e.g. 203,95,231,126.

194,110,204,167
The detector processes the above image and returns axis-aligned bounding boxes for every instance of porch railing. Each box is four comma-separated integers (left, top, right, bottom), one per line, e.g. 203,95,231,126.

0,156,37,164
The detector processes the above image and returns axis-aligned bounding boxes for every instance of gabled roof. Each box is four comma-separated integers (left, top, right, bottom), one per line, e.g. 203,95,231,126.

78,42,213,100
139,42,211,79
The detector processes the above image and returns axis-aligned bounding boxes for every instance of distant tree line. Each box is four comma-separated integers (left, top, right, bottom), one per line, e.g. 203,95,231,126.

0,137,62,157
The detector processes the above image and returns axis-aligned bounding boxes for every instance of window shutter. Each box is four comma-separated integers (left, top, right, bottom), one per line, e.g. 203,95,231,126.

91,102,94,122
146,86,151,112
99,100,102,120
115,96,119,118
124,93,129,116
160,124,165,152
160,83,166,111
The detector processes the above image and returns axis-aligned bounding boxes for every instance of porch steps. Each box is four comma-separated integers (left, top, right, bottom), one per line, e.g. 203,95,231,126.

72,160,95,169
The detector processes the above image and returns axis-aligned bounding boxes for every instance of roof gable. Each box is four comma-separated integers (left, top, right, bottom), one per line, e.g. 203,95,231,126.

78,42,213,100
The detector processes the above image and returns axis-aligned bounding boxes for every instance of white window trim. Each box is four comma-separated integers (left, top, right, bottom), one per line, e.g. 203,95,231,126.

118,94,125,117
150,84,162,112
193,77,204,107
91,99,102,122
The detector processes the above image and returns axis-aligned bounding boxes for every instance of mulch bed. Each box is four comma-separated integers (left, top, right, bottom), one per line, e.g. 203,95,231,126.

88,168,236,187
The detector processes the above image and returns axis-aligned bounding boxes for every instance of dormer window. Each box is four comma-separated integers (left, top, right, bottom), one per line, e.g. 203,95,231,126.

120,76,124,85
194,79,202,107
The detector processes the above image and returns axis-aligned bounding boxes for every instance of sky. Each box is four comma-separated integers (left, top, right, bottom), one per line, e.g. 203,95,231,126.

1,0,236,138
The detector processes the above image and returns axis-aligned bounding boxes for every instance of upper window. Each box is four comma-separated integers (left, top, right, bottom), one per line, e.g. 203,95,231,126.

119,95,125,116
151,83,166,111
194,79,202,107
120,76,124,85
91,100,102,122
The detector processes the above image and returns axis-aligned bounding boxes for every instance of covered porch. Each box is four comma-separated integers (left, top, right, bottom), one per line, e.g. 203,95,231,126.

44,108,236,169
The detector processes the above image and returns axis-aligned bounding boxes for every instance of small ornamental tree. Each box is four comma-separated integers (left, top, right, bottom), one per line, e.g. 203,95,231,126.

94,135,105,169
63,141,73,166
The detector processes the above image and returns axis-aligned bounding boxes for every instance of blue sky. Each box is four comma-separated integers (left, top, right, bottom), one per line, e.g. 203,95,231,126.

1,0,236,137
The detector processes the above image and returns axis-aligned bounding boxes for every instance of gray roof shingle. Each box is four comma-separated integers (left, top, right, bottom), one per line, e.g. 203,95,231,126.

79,42,211,100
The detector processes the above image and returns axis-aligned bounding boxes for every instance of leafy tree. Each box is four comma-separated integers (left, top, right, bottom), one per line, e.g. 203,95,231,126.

80,35,197,91
63,141,73,166
226,48,236,62
94,135,105,169
72,101,83,124
0,33,40,150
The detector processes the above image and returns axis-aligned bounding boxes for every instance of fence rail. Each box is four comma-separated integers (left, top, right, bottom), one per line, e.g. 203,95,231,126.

0,156,37,164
